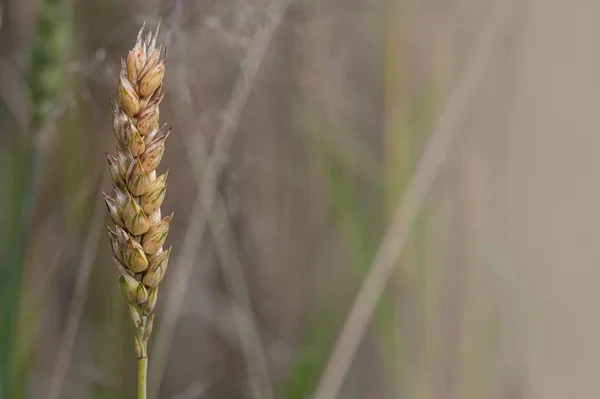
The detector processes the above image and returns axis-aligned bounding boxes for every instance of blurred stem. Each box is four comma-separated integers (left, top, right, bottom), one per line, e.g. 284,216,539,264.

323,140,400,393
4,0,71,396
384,3,410,213
383,0,414,396
415,23,451,399
383,1,444,396
0,138,35,399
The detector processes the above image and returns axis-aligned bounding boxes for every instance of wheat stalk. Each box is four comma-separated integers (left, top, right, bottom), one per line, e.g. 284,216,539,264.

103,23,171,399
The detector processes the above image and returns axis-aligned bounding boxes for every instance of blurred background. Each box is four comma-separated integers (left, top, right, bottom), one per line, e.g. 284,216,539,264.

2,0,600,397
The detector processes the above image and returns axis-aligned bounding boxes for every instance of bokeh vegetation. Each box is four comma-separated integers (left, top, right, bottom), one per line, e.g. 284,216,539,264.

0,0,520,398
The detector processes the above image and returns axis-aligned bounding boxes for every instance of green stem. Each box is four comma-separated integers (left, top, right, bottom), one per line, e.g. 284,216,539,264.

138,356,147,399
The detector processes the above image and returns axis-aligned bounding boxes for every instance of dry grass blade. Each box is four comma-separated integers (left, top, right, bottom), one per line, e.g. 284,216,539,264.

310,1,516,398
48,173,109,399
149,1,292,396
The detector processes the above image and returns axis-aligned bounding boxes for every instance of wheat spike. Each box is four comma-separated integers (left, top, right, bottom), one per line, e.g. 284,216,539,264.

103,23,171,399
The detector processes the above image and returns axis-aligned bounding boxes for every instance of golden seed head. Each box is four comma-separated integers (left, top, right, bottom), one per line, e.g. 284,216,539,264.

106,22,171,347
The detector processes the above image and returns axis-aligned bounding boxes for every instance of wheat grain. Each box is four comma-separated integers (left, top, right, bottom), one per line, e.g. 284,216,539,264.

103,23,171,399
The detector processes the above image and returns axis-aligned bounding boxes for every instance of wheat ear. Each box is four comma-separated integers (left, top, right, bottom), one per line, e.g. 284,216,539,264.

103,23,171,399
